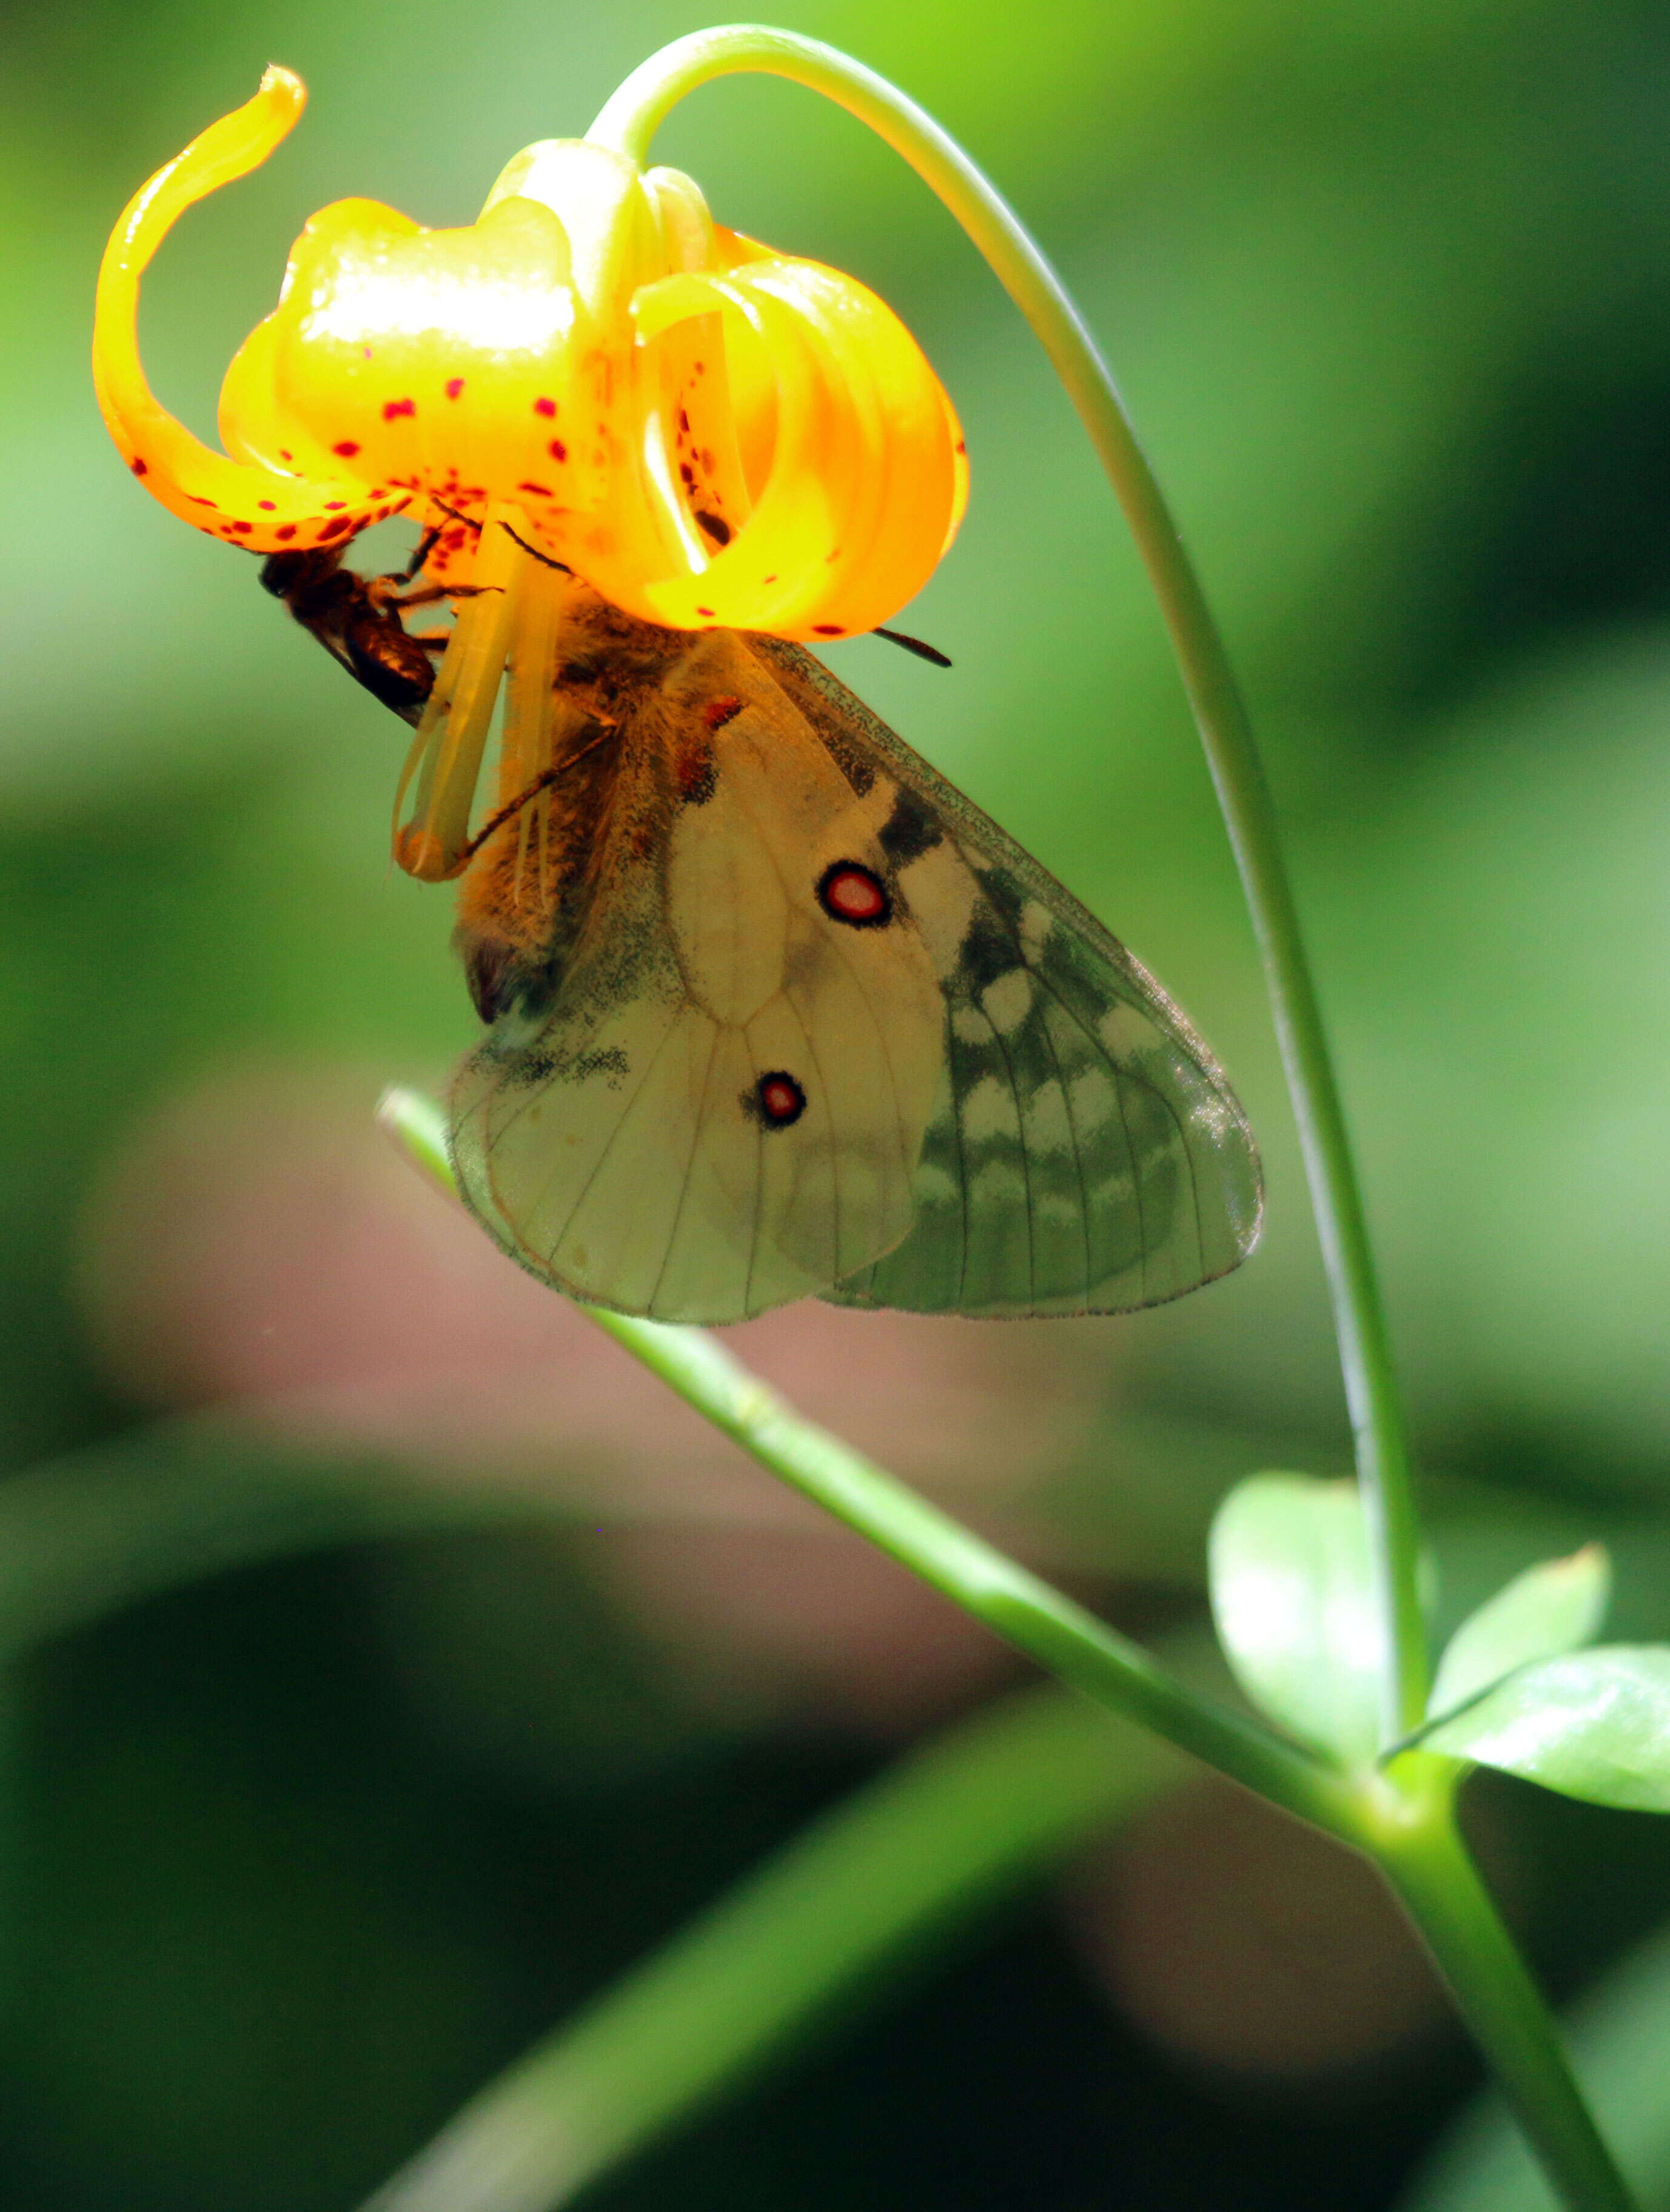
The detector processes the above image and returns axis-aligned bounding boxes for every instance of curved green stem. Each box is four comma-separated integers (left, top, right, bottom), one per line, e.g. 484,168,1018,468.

361,1687,1179,2212
591,24,1427,1747
1369,1763,1638,2212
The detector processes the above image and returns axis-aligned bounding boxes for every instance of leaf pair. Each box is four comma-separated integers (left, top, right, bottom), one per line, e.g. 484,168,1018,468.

1209,1474,1670,1813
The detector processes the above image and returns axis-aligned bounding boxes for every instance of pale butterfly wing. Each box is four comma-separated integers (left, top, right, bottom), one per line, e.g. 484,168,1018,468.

448,617,1259,1322
448,630,946,1323
747,638,1263,1316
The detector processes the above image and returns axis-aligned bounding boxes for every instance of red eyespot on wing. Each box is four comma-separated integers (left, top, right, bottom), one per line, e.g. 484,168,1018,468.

753,1072,806,1127
816,860,891,928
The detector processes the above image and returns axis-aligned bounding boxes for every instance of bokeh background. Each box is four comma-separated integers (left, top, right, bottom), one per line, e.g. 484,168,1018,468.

6,0,1670,2205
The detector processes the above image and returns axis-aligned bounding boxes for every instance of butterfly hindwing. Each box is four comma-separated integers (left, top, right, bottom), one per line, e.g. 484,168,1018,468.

748,637,1263,1316
448,630,946,1322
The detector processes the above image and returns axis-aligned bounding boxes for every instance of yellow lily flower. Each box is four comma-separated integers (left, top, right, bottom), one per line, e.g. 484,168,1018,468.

95,68,968,874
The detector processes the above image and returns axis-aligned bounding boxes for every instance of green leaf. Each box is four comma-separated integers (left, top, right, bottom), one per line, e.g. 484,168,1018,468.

1429,1543,1611,1723
1422,1647,1670,1811
1208,1473,1384,1766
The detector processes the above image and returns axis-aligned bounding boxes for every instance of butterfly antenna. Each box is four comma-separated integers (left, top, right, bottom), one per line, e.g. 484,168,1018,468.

873,626,951,669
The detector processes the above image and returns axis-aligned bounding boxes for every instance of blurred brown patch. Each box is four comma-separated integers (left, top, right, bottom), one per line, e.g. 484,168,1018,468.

76,1062,1117,1735
1062,1777,1450,2085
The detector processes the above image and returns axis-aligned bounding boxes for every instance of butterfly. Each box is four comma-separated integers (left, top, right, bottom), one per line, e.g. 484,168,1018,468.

408,572,1264,1324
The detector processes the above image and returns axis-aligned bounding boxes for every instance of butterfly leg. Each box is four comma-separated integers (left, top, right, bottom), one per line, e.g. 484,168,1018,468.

455,725,617,867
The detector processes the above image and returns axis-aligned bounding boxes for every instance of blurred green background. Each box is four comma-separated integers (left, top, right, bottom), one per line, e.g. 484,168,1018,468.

7,0,1670,2205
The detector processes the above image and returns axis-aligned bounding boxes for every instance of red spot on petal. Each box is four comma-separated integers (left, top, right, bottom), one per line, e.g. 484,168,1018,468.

332,441,360,457
382,398,416,420
762,574,777,585
517,481,552,497
445,378,465,399
275,524,297,542
695,606,716,618
189,495,218,507
813,624,844,636
317,515,354,540
130,457,148,476
533,396,556,417
548,439,568,462
230,519,252,534
324,501,347,512
257,499,277,511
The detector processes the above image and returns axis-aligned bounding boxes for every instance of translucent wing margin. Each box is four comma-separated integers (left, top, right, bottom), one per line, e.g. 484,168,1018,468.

748,638,1264,1316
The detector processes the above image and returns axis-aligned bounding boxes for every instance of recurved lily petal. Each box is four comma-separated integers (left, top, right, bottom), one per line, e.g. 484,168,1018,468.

627,254,964,637
93,67,407,552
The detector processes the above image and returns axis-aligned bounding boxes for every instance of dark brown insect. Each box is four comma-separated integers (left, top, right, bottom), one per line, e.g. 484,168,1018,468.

260,525,465,723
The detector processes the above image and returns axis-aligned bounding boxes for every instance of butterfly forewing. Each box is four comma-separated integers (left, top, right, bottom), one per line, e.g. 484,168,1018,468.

748,638,1263,1316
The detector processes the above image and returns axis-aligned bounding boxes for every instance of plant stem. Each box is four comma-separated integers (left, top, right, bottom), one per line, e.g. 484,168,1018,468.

1377,1775,1638,2212
591,24,1428,1746
587,1302,1353,1826
361,1687,1179,2212
378,1088,1349,1833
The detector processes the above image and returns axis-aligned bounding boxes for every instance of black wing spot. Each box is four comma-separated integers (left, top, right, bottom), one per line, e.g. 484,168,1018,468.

817,723,877,797
958,911,1017,997
747,1071,806,1127
816,860,892,928
877,786,944,867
